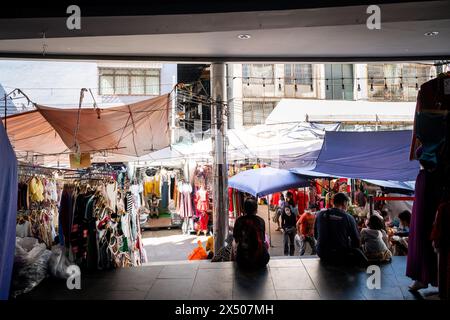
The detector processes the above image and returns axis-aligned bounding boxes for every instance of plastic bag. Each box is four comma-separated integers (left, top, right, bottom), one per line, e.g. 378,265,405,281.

188,240,208,260
48,245,72,279
14,237,46,267
12,237,52,298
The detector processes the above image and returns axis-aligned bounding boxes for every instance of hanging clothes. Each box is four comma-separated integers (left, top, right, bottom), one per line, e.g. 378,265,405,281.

170,175,175,200
59,184,75,246
153,175,161,197
17,182,29,211
297,190,309,216
161,181,169,209
198,212,209,232
271,193,281,207
195,188,209,213
29,177,45,202
177,183,193,218
70,192,94,268
228,188,234,213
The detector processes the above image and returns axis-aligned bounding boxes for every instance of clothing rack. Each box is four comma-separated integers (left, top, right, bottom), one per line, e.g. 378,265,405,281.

18,164,116,184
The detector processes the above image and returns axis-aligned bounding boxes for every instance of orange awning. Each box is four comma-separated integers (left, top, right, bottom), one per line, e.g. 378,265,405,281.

3,94,171,162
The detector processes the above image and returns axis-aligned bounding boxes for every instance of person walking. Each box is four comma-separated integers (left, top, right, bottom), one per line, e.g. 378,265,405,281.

281,206,297,256
296,206,317,256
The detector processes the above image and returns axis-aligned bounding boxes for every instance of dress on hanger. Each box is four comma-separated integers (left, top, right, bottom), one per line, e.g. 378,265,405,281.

195,188,209,213
153,175,161,197
29,177,44,202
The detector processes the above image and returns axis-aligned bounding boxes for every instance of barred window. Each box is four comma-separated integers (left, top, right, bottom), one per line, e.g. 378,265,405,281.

367,64,434,101
242,101,277,126
242,64,274,85
284,64,313,85
99,68,160,95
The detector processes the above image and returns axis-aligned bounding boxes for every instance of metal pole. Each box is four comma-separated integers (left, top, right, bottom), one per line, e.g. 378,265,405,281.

171,75,176,145
4,94,6,132
211,63,229,254
267,202,273,247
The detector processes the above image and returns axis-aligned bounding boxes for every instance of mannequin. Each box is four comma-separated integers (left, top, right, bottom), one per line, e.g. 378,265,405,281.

195,185,209,236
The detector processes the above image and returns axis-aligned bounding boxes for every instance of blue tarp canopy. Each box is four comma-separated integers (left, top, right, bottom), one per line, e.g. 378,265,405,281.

292,130,419,182
363,179,415,192
228,167,310,197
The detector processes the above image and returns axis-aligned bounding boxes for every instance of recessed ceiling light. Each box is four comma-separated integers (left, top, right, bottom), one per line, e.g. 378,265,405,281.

424,31,439,36
237,34,251,40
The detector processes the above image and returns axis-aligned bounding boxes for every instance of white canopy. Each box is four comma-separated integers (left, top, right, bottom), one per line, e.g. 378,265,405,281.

265,99,415,125
133,122,329,167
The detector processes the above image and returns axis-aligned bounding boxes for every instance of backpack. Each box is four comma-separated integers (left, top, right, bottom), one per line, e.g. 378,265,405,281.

236,217,268,267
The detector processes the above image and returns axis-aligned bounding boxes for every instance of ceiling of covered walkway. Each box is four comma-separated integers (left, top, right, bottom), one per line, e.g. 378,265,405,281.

0,0,449,62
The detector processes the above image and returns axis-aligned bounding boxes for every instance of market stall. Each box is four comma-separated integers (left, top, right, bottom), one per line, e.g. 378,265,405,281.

1,94,173,298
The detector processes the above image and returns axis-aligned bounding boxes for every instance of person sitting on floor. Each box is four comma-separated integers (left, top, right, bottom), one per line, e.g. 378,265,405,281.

232,198,270,270
314,193,369,267
149,194,159,218
396,210,411,236
390,210,411,256
361,214,393,263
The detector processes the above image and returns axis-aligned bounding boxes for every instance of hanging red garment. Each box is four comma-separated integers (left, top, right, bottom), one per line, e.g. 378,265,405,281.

271,193,281,206
228,188,234,213
199,212,209,231
297,190,309,216
315,181,322,195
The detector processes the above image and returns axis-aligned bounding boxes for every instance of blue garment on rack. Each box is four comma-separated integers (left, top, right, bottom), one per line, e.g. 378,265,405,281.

58,216,64,246
415,112,448,168
0,122,18,300
161,181,169,209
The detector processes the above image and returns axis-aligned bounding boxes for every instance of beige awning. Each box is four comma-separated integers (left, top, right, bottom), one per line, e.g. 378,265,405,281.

3,94,171,163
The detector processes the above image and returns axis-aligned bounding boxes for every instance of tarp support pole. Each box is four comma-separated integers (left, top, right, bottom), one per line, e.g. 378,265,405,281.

3,94,6,132
369,195,374,216
267,203,272,247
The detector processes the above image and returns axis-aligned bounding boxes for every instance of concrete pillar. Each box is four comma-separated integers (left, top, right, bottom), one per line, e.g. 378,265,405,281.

211,62,229,253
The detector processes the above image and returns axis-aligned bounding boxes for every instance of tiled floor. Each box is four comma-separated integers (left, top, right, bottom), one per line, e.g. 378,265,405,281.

16,256,440,300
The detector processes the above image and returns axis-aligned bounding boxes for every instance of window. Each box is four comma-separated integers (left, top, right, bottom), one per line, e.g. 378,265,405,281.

325,64,354,100
367,64,434,101
284,64,313,85
99,68,160,95
242,101,277,126
242,64,274,84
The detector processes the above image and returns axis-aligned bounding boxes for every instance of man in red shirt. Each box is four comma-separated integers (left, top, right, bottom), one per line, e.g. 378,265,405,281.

296,205,317,256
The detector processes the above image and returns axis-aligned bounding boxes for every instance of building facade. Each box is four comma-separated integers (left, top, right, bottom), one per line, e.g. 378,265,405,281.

227,62,437,128
0,60,177,115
